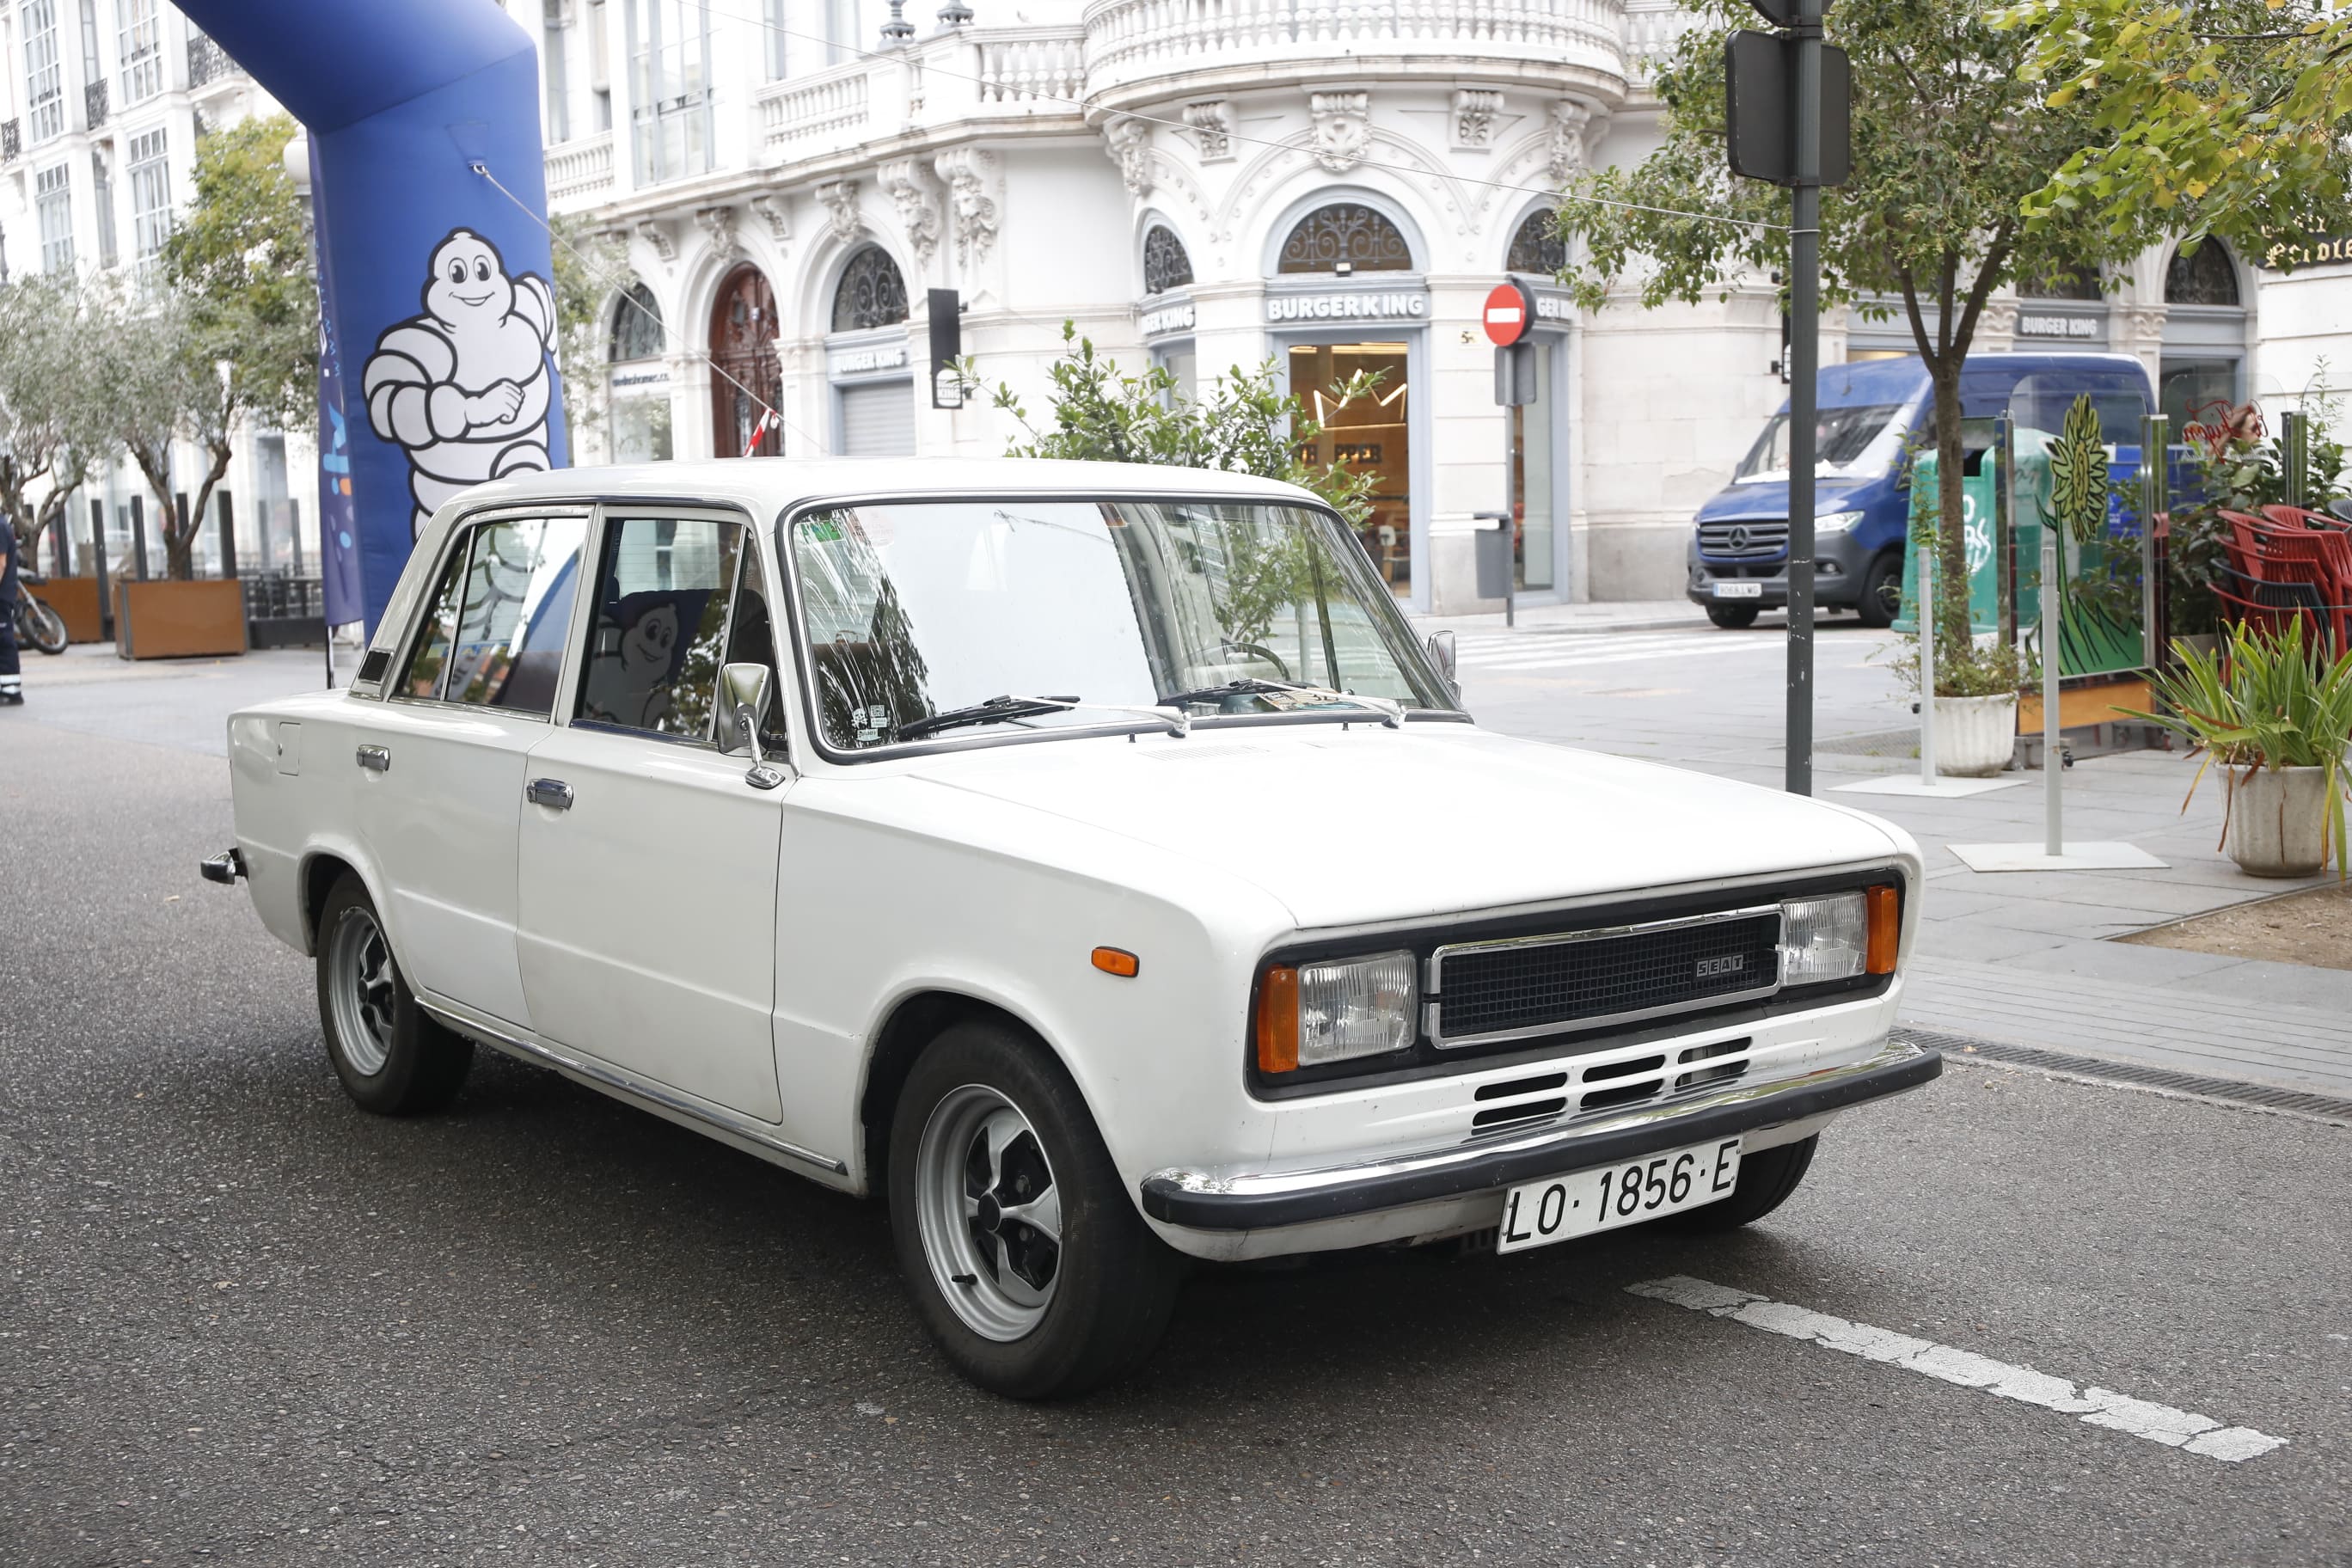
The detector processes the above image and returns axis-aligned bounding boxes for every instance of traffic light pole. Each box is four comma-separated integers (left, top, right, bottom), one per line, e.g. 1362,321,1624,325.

1783,0,1822,796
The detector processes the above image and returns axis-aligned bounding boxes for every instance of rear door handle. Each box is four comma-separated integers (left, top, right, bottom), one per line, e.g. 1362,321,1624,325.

526,778,574,811
355,744,390,773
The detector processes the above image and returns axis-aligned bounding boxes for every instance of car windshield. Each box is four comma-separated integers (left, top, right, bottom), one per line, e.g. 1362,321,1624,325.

787,498,1457,751
1735,404,1906,481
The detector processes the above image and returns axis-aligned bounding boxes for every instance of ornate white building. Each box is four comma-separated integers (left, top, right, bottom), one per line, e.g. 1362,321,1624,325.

1,0,2342,606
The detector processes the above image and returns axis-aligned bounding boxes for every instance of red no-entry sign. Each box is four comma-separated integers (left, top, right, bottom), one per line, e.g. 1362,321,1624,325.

1482,280,1534,346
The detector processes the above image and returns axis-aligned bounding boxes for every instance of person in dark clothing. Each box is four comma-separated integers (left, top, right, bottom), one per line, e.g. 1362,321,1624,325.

0,523,22,707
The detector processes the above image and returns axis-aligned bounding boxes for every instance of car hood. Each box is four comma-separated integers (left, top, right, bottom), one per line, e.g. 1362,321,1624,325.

898,723,1907,930
1695,476,1877,524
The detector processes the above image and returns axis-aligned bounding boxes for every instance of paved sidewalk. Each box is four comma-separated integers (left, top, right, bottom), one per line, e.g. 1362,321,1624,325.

1449,621,2352,1099
1418,597,1708,636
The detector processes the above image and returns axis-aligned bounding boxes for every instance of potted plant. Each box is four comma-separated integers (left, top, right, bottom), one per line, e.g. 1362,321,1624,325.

2126,619,2352,878
1891,631,2033,776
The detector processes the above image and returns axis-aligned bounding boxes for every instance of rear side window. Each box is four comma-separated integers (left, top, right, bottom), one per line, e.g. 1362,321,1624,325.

578,516,744,741
394,518,586,714
444,518,587,713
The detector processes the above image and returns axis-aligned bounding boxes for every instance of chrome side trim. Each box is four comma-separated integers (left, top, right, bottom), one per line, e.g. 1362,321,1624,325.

1427,903,1785,1050
417,996,848,1177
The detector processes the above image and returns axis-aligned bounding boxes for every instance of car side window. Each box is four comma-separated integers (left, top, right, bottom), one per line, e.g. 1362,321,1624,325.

578,516,743,741
397,532,473,700
441,518,588,714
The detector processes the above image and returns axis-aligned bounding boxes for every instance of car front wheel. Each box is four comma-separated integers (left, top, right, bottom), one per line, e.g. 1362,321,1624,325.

1857,552,1903,628
1671,1134,1816,1232
1706,603,1761,630
314,872,474,1115
889,1019,1185,1399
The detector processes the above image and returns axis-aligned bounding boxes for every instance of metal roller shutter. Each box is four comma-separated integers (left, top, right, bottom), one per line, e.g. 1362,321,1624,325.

837,381,916,456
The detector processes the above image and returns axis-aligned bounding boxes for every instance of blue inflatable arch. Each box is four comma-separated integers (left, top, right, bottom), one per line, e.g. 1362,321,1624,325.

179,0,566,635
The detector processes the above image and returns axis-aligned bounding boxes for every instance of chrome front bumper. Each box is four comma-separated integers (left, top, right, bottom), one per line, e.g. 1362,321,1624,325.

1139,1037,1940,1230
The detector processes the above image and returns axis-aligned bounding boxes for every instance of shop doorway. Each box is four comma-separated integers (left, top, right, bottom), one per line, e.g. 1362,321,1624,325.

1288,340,1412,596
709,264,783,457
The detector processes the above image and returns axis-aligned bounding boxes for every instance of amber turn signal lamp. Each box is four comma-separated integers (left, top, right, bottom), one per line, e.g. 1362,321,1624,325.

1865,885,1900,975
1091,946,1140,978
1256,965,1300,1074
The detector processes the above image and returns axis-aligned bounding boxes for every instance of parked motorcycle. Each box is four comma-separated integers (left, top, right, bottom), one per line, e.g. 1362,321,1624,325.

13,571,70,656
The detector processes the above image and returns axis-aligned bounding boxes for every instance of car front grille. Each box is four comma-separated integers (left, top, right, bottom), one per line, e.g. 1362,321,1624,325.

1430,908,1784,1049
1698,518,1790,560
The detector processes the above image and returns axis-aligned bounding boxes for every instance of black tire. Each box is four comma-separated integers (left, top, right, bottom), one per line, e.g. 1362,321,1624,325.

20,598,67,654
313,872,473,1115
1672,1135,1816,1233
1856,552,1902,628
888,1019,1185,1399
1706,603,1761,630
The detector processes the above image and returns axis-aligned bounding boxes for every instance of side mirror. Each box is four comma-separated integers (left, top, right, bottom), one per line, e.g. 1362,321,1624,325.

716,662,788,790
1424,629,1460,701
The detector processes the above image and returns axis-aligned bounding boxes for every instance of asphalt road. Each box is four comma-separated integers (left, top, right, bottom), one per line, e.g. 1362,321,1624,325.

3,646,2349,1568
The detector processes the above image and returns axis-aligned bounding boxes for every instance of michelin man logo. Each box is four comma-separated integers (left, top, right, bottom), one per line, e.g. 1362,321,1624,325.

362,230,556,538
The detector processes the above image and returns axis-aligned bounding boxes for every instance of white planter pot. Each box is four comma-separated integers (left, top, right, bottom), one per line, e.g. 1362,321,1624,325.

1932,694,2017,778
2227,764,2334,879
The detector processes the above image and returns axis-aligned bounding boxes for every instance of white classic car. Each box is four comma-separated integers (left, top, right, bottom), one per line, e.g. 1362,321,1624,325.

209,459,1940,1396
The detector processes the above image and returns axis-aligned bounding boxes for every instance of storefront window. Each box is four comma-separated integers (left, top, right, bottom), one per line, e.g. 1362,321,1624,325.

614,399,674,463
1512,340,1554,591
2160,359,2242,433
1289,341,1411,596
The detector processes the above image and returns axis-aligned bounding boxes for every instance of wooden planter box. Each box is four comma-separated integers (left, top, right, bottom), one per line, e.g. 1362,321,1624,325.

114,579,248,660
31,575,106,642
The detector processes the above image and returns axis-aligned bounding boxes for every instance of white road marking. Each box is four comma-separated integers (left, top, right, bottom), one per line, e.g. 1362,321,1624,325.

1455,638,1776,674
1627,1276,2288,1464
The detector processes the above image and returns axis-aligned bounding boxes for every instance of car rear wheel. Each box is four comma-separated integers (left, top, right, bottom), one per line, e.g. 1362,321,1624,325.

1706,603,1761,630
889,1019,1185,1399
314,873,474,1115
1672,1135,1816,1232
1857,553,1903,628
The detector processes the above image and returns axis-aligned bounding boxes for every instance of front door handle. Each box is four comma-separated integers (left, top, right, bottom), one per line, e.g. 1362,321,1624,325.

526,778,574,812
355,744,390,773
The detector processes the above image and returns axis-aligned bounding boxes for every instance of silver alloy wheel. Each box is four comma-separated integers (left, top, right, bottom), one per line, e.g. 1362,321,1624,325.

913,1083,1063,1342
327,908,398,1077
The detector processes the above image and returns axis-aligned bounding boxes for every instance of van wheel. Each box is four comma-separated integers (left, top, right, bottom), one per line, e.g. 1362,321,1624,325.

1706,603,1761,629
1857,554,1903,628
314,873,474,1115
1673,1136,1816,1232
889,1019,1185,1399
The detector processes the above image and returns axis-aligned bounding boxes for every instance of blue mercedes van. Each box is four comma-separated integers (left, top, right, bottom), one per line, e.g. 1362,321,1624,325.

1687,352,2156,628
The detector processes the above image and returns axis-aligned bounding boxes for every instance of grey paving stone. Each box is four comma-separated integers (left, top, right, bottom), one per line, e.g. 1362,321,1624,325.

2167,958,2352,1014
1906,920,2074,965
2001,940,2251,986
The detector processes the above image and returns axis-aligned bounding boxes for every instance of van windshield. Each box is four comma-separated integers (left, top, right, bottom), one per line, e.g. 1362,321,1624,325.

1735,404,1905,481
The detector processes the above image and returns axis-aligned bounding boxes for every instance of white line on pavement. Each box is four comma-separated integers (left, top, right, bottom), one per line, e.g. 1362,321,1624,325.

1626,1276,2289,1464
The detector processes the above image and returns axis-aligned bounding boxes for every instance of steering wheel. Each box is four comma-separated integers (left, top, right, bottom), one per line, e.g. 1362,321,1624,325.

1220,640,1292,681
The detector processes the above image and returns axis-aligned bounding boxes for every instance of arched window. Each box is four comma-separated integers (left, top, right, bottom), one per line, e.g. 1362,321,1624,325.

2021,264,2103,300
1277,203,1413,274
1506,210,1566,276
2165,242,2240,306
831,246,909,333
1142,225,1192,295
609,281,665,362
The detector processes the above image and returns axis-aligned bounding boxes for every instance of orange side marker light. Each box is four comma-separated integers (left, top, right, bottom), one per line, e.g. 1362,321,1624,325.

1092,946,1140,978
1256,965,1300,1074
1865,885,1900,975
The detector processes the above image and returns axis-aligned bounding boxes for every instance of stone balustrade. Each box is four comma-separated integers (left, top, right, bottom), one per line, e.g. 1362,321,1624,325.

757,64,873,150
545,132,616,202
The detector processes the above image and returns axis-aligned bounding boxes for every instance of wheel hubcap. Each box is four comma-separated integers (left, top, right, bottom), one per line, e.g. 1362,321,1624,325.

328,909,397,1077
914,1084,1062,1342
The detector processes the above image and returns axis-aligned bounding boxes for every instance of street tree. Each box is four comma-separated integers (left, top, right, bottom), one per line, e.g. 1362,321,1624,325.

1553,0,2174,671
1995,0,2352,251
550,212,628,462
0,273,111,568
104,112,316,579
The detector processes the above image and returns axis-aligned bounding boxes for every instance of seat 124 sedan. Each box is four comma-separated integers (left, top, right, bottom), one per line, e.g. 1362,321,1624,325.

207,458,1940,1397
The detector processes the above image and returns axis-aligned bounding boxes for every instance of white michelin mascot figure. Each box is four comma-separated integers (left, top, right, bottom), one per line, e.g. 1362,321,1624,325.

363,229,557,538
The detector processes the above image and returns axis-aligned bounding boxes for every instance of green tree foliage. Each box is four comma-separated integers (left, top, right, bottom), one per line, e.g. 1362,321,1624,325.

983,322,1379,523
0,273,111,567
100,111,316,578
1553,0,2172,670
1995,0,2352,248
550,212,628,461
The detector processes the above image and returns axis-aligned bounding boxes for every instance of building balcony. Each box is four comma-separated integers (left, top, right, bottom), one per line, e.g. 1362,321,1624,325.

546,132,616,204
85,78,108,132
753,25,1085,165
1080,0,1630,113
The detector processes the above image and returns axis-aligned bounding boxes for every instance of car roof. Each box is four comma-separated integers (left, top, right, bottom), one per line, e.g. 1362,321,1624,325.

1799,352,2157,412
447,456,1324,518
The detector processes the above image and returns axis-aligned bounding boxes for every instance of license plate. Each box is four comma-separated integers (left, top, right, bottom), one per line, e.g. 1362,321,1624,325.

1496,1136,1743,1253
1713,581,1764,599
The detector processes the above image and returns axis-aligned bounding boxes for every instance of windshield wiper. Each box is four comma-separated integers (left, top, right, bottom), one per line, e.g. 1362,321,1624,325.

1159,677,1403,728
894,694,1188,744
